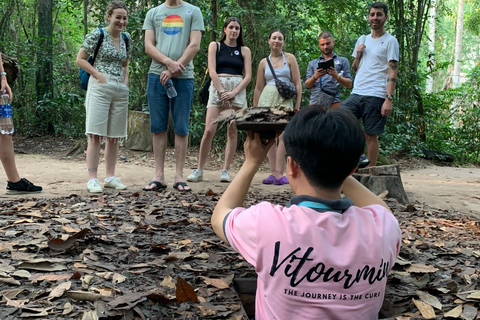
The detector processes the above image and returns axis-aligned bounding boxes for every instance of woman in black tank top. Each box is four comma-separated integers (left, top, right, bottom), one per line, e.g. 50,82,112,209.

188,17,252,183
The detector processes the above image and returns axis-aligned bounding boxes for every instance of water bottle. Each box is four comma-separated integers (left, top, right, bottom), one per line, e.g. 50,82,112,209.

164,79,177,98
0,93,13,135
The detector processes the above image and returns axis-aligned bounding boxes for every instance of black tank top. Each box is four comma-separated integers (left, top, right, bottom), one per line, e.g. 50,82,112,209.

216,41,244,76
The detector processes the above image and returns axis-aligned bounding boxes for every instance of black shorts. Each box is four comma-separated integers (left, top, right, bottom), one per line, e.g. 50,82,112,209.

340,94,387,135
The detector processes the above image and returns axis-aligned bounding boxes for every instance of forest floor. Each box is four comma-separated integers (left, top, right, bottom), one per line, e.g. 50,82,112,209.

0,136,479,319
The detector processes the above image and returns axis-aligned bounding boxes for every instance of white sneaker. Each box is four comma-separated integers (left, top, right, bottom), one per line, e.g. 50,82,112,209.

104,177,127,190
187,169,203,182
87,179,103,193
220,169,230,182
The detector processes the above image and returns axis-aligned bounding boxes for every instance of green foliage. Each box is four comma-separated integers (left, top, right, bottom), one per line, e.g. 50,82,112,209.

0,0,479,164
382,66,480,164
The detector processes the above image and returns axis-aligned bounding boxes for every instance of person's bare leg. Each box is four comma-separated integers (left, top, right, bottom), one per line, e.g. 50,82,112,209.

223,122,238,171
275,133,286,179
267,142,277,176
174,133,189,191
365,133,379,167
144,132,167,189
197,107,221,170
105,138,119,178
86,135,102,180
0,134,20,182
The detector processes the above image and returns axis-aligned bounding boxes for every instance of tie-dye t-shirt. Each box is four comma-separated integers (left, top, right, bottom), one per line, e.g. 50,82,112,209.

224,195,401,320
143,2,204,78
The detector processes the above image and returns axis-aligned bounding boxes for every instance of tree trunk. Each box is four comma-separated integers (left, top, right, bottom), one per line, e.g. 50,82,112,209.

353,165,409,204
210,0,217,42
126,111,153,151
83,0,88,36
36,0,53,99
0,1,15,42
453,0,465,88
410,0,431,142
426,0,436,94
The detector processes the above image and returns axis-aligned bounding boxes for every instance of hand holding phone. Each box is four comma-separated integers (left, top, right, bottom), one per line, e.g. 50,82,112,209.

317,59,334,71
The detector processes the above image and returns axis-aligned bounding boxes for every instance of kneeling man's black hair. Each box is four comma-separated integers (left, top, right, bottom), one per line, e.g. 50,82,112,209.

283,106,365,189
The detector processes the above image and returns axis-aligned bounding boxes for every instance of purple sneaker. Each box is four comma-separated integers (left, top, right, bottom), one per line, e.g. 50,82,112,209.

274,176,289,185
262,175,277,185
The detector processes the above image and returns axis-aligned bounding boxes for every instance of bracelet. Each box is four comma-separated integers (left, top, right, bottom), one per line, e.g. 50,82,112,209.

219,90,226,95
336,74,341,80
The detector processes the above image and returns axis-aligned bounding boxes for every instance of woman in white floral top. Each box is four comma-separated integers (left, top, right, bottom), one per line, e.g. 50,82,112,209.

76,1,132,193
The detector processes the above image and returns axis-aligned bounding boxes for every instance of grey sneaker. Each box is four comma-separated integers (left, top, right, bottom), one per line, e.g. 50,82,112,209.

87,179,103,193
104,176,127,190
220,169,230,182
187,169,204,182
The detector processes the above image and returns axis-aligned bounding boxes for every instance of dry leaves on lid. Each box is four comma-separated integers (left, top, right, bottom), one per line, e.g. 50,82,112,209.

48,281,71,299
412,298,436,319
443,305,462,317
461,304,478,320
47,228,91,252
466,290,480,299
176,276,198,303
404,263,439,273
65,290,102,302
416,290,442,310
203,277,229,290
160,275,176,289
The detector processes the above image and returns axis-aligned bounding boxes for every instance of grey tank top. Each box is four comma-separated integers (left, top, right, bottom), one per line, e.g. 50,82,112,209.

265,52,291,85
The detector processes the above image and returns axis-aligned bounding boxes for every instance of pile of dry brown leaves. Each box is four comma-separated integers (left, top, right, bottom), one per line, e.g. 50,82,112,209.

0,190,479,319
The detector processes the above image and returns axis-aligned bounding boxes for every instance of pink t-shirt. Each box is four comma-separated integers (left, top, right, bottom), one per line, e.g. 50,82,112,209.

224,198,401,320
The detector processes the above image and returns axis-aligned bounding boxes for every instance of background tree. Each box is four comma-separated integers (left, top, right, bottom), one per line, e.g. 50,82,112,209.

453,0,465,88
0,0,479,162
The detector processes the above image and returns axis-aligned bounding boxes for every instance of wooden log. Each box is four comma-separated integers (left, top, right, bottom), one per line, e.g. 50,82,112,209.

126,111,152,152
353,164,409,204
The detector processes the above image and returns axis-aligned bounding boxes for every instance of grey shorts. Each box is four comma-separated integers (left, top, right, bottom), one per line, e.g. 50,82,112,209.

340,94,387,135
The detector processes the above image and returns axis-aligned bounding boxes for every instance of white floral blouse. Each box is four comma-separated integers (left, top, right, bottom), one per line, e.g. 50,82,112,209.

81,28,132,77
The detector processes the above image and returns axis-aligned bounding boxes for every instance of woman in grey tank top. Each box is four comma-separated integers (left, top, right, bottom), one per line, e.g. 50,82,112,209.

253,30,302,185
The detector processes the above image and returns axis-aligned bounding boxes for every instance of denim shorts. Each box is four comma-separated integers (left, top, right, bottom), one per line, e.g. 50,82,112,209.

146,73,194,135
340,94,387,135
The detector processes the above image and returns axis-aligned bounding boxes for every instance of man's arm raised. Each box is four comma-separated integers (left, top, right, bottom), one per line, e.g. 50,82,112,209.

211,132,274,243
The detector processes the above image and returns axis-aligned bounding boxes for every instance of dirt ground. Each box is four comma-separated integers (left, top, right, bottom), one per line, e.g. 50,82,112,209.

1,137,480,218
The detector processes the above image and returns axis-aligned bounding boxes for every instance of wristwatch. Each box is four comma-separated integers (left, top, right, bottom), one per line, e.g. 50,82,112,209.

0,72,6,77
386,94,394,101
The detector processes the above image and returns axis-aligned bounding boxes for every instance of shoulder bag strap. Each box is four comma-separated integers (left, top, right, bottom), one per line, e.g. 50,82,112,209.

358,35,367,70
121,32,129,53
91,28,104,66
266,56,279,81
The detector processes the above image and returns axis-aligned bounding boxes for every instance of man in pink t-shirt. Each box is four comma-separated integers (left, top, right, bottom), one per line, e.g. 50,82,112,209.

211,106,401,320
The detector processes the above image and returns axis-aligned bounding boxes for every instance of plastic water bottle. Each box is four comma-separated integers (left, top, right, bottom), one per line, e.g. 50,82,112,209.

164,79,177,98
0,93,13,134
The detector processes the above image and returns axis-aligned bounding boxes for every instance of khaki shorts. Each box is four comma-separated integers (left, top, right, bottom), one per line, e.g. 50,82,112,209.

85,74,129,139
258,84,293,110
207,75,247,108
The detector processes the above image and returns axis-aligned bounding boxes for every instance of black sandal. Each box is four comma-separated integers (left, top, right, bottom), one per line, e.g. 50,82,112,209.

173,182,191,192
143,181,167,191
